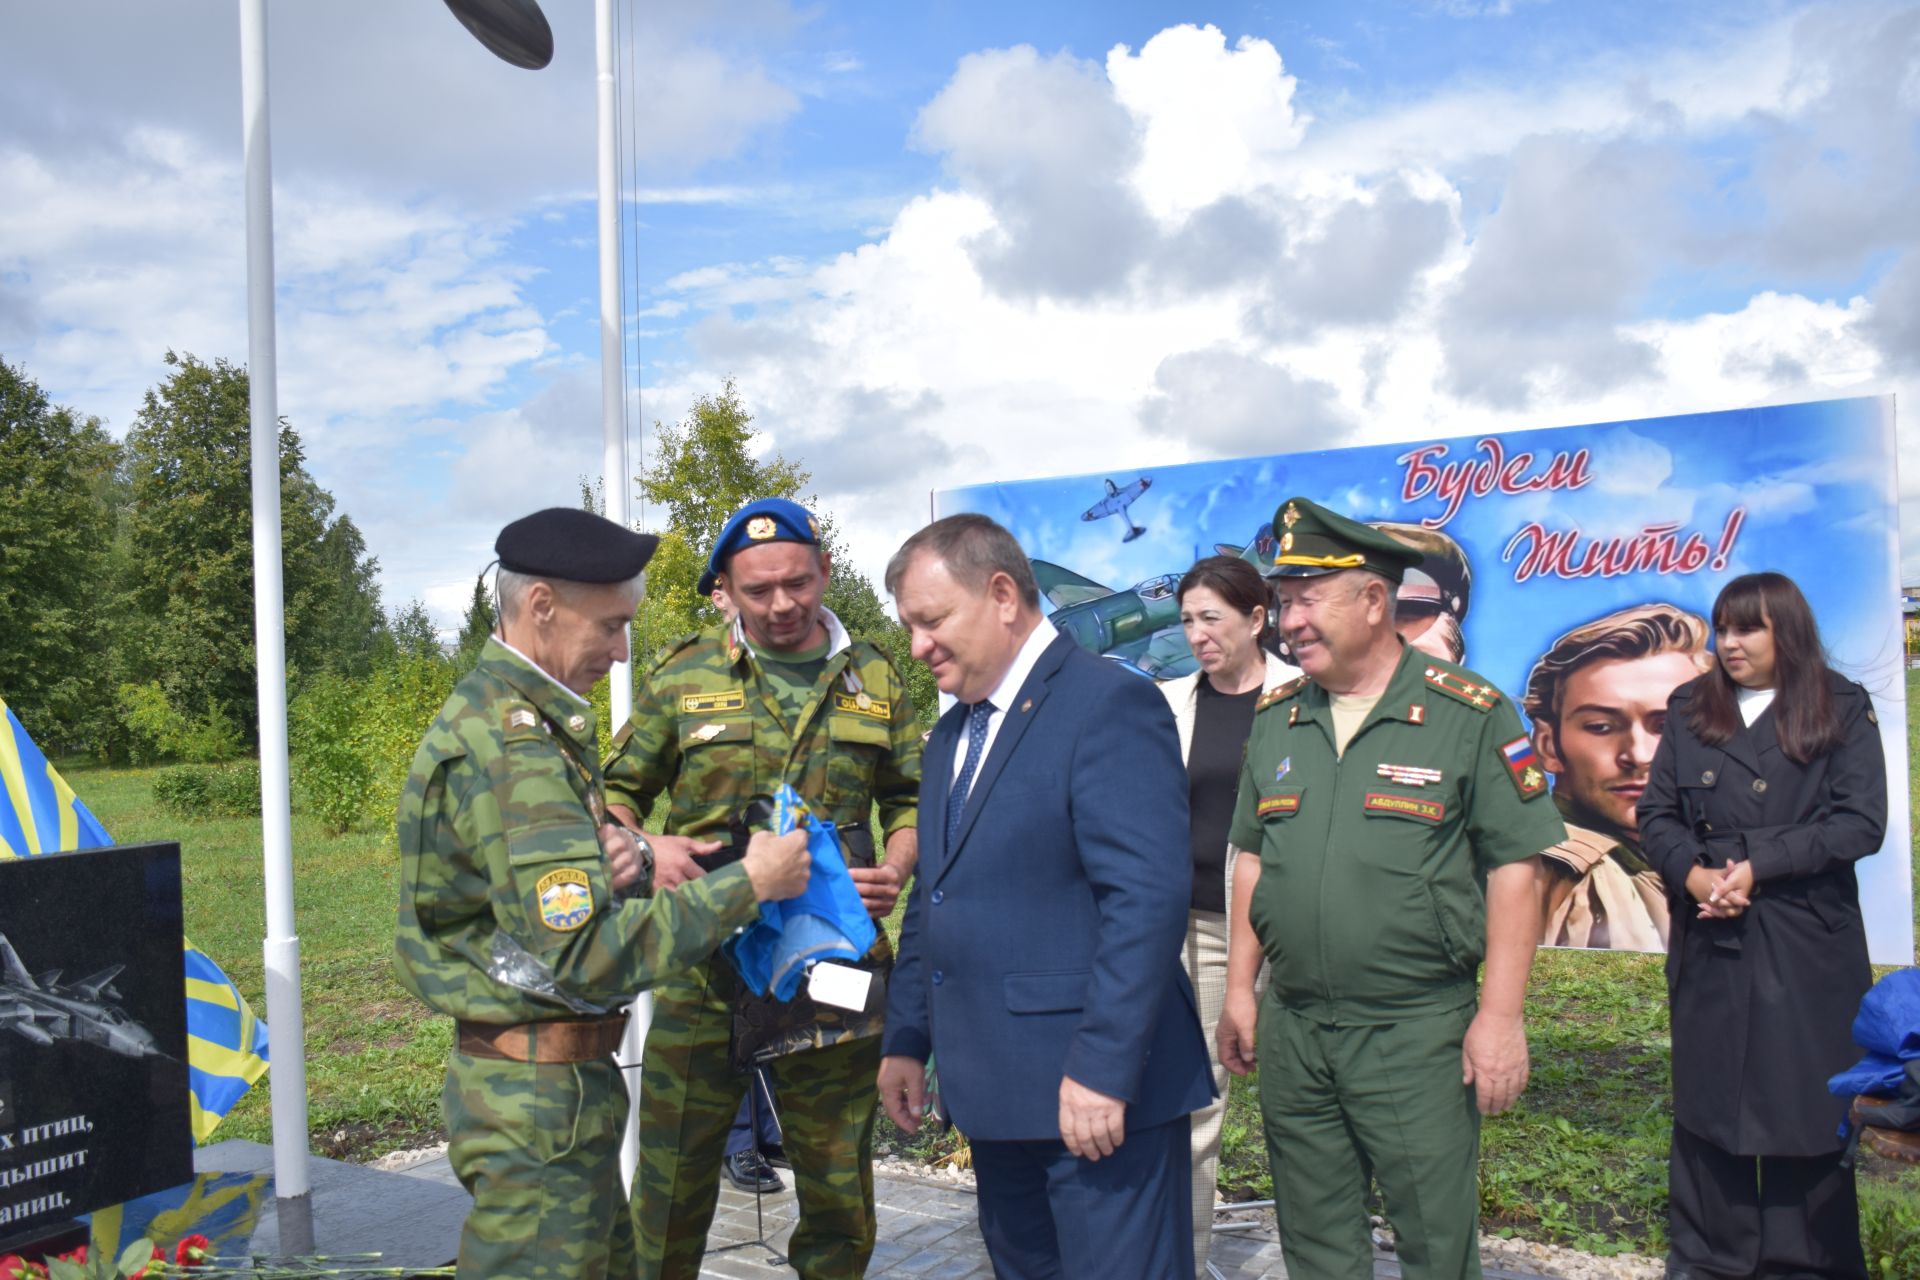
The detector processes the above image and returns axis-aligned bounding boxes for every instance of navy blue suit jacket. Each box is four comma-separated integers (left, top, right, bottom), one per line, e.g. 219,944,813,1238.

882,632,1213,1141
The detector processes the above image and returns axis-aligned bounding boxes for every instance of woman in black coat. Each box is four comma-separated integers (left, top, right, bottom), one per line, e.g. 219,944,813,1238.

1639,572,1885,1280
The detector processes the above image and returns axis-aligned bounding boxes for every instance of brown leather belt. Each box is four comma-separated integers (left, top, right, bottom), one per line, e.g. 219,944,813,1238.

456,1015,627,1064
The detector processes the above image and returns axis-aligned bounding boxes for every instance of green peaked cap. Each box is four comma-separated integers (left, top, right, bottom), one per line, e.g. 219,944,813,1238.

1268,496,1425,583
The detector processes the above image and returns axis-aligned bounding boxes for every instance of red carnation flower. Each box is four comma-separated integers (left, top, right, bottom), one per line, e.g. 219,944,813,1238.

175,1234,212,1266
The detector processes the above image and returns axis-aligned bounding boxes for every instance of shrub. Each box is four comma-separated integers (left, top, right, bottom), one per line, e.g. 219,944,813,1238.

116,681,187,766
115,682,244,764
289,672,377,834
289,655,459,834
152,762,261,820
1861,1167,1920,1279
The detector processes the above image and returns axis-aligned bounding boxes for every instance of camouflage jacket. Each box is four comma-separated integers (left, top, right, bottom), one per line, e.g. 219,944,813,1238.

394,637,760,1024
605,609,921,842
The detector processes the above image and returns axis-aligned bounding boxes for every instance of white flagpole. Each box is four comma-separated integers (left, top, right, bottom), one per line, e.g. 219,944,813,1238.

239,0,311,1203
598,0,653,1192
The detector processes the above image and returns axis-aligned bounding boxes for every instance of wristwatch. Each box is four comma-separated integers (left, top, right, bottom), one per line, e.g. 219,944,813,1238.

630,829,656,896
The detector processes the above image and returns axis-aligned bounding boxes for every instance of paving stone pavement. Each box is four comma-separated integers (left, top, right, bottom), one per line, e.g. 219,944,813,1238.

393,1151,1550,1278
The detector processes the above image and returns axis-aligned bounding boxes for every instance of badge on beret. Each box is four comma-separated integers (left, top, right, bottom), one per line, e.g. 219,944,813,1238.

536,868,594,932
747,516,777,541
808,516,820,538
1498,736,1548,800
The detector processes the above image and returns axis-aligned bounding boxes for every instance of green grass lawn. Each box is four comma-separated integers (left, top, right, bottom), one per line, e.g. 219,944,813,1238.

57,669,1920,1260
66,761,450,1160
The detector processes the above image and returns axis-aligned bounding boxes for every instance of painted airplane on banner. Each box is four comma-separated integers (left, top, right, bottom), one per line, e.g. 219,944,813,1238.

1080,476,1153,543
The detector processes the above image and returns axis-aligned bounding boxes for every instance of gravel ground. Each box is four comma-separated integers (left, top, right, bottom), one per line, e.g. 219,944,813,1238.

376,1144,1664,1279
874,1155,1666,1280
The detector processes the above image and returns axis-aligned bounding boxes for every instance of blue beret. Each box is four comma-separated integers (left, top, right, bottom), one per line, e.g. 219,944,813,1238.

700,497,821,595
496,507,659,583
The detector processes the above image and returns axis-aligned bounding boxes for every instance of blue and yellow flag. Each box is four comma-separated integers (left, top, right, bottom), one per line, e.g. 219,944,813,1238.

0,698,271,1139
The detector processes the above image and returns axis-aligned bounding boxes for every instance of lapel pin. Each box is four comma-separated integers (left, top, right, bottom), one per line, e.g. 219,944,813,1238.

1020,698,1032,713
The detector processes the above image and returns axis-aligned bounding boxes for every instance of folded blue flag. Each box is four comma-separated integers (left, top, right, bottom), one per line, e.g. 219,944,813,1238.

725,785,877,1000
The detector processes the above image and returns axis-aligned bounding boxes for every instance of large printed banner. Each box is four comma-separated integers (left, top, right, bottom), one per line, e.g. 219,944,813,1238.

933,396,1914,964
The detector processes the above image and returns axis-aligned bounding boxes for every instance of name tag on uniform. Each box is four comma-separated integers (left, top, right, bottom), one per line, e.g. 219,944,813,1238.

809,961,873,1011
1363,792,1446,823
682,690,746,714
832,692,890,719
1257,792,1301,818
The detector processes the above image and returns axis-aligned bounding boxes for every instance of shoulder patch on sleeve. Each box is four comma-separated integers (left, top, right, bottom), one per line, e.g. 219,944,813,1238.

1423,665,1498,712
1256,677,1308,711
535,867,594,931
1497,735,1549,800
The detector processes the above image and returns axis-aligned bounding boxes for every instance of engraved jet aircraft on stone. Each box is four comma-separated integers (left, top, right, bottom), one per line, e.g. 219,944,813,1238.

0,932,160,1059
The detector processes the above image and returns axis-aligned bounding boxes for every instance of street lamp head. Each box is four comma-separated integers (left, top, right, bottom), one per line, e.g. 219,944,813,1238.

442,0,554,70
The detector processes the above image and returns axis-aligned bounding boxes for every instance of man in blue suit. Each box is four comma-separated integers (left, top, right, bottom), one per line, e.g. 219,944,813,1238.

877,513,1213,1280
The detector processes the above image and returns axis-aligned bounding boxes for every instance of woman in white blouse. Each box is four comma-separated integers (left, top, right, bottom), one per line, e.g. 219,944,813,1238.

1158,555,1300,1276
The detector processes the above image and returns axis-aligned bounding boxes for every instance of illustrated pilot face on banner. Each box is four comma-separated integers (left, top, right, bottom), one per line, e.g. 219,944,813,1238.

1539,651,1703,833
1524,604,1713,838
1372,522,1471,664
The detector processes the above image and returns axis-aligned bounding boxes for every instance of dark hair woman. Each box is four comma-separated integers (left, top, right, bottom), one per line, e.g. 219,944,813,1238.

1158,555,1299,1275
1638,572,1885,1279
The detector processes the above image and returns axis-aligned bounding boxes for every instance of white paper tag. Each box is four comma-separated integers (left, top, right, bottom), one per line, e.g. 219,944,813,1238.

807,961,873,1011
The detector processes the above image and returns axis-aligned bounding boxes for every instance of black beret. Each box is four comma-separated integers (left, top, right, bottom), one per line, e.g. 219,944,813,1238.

495,507,659,583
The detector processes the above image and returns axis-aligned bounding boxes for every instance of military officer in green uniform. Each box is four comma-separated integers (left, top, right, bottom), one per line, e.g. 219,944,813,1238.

395,507,812,1280
604,497,922,1279
1216,497,1563,1280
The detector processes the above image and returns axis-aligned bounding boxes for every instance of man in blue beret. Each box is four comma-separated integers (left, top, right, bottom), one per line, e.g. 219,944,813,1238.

605,497,924,1278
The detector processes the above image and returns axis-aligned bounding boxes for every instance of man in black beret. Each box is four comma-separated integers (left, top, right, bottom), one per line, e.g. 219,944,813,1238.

395,506,812,1280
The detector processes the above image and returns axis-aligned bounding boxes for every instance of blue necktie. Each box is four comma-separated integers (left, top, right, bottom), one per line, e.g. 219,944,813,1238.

945,700,994,847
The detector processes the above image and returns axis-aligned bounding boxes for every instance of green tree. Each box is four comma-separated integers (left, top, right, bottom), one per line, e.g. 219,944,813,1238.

456,575,496,668
119,351,382,742
638,378,808,551
385,599,444,663
302,495,384,678
633,379,936,722
0,357,121,751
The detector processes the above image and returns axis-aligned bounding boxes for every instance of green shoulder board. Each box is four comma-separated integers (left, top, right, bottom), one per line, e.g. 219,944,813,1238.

1421,663,1498,713
650,630,703,672
1256,676,1308,712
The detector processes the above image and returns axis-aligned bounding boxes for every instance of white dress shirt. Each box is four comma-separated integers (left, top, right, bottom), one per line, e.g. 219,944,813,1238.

951,616,1059,801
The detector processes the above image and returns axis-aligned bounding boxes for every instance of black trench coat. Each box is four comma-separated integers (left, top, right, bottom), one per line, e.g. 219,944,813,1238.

1638,672,1886,1156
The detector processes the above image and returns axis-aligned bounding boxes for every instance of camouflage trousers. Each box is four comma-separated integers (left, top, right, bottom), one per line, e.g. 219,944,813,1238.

445,1047,637,1280
631,960,880,1279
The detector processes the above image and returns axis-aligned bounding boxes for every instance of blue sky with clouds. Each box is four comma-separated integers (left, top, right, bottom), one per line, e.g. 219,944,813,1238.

2,0,1916,630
